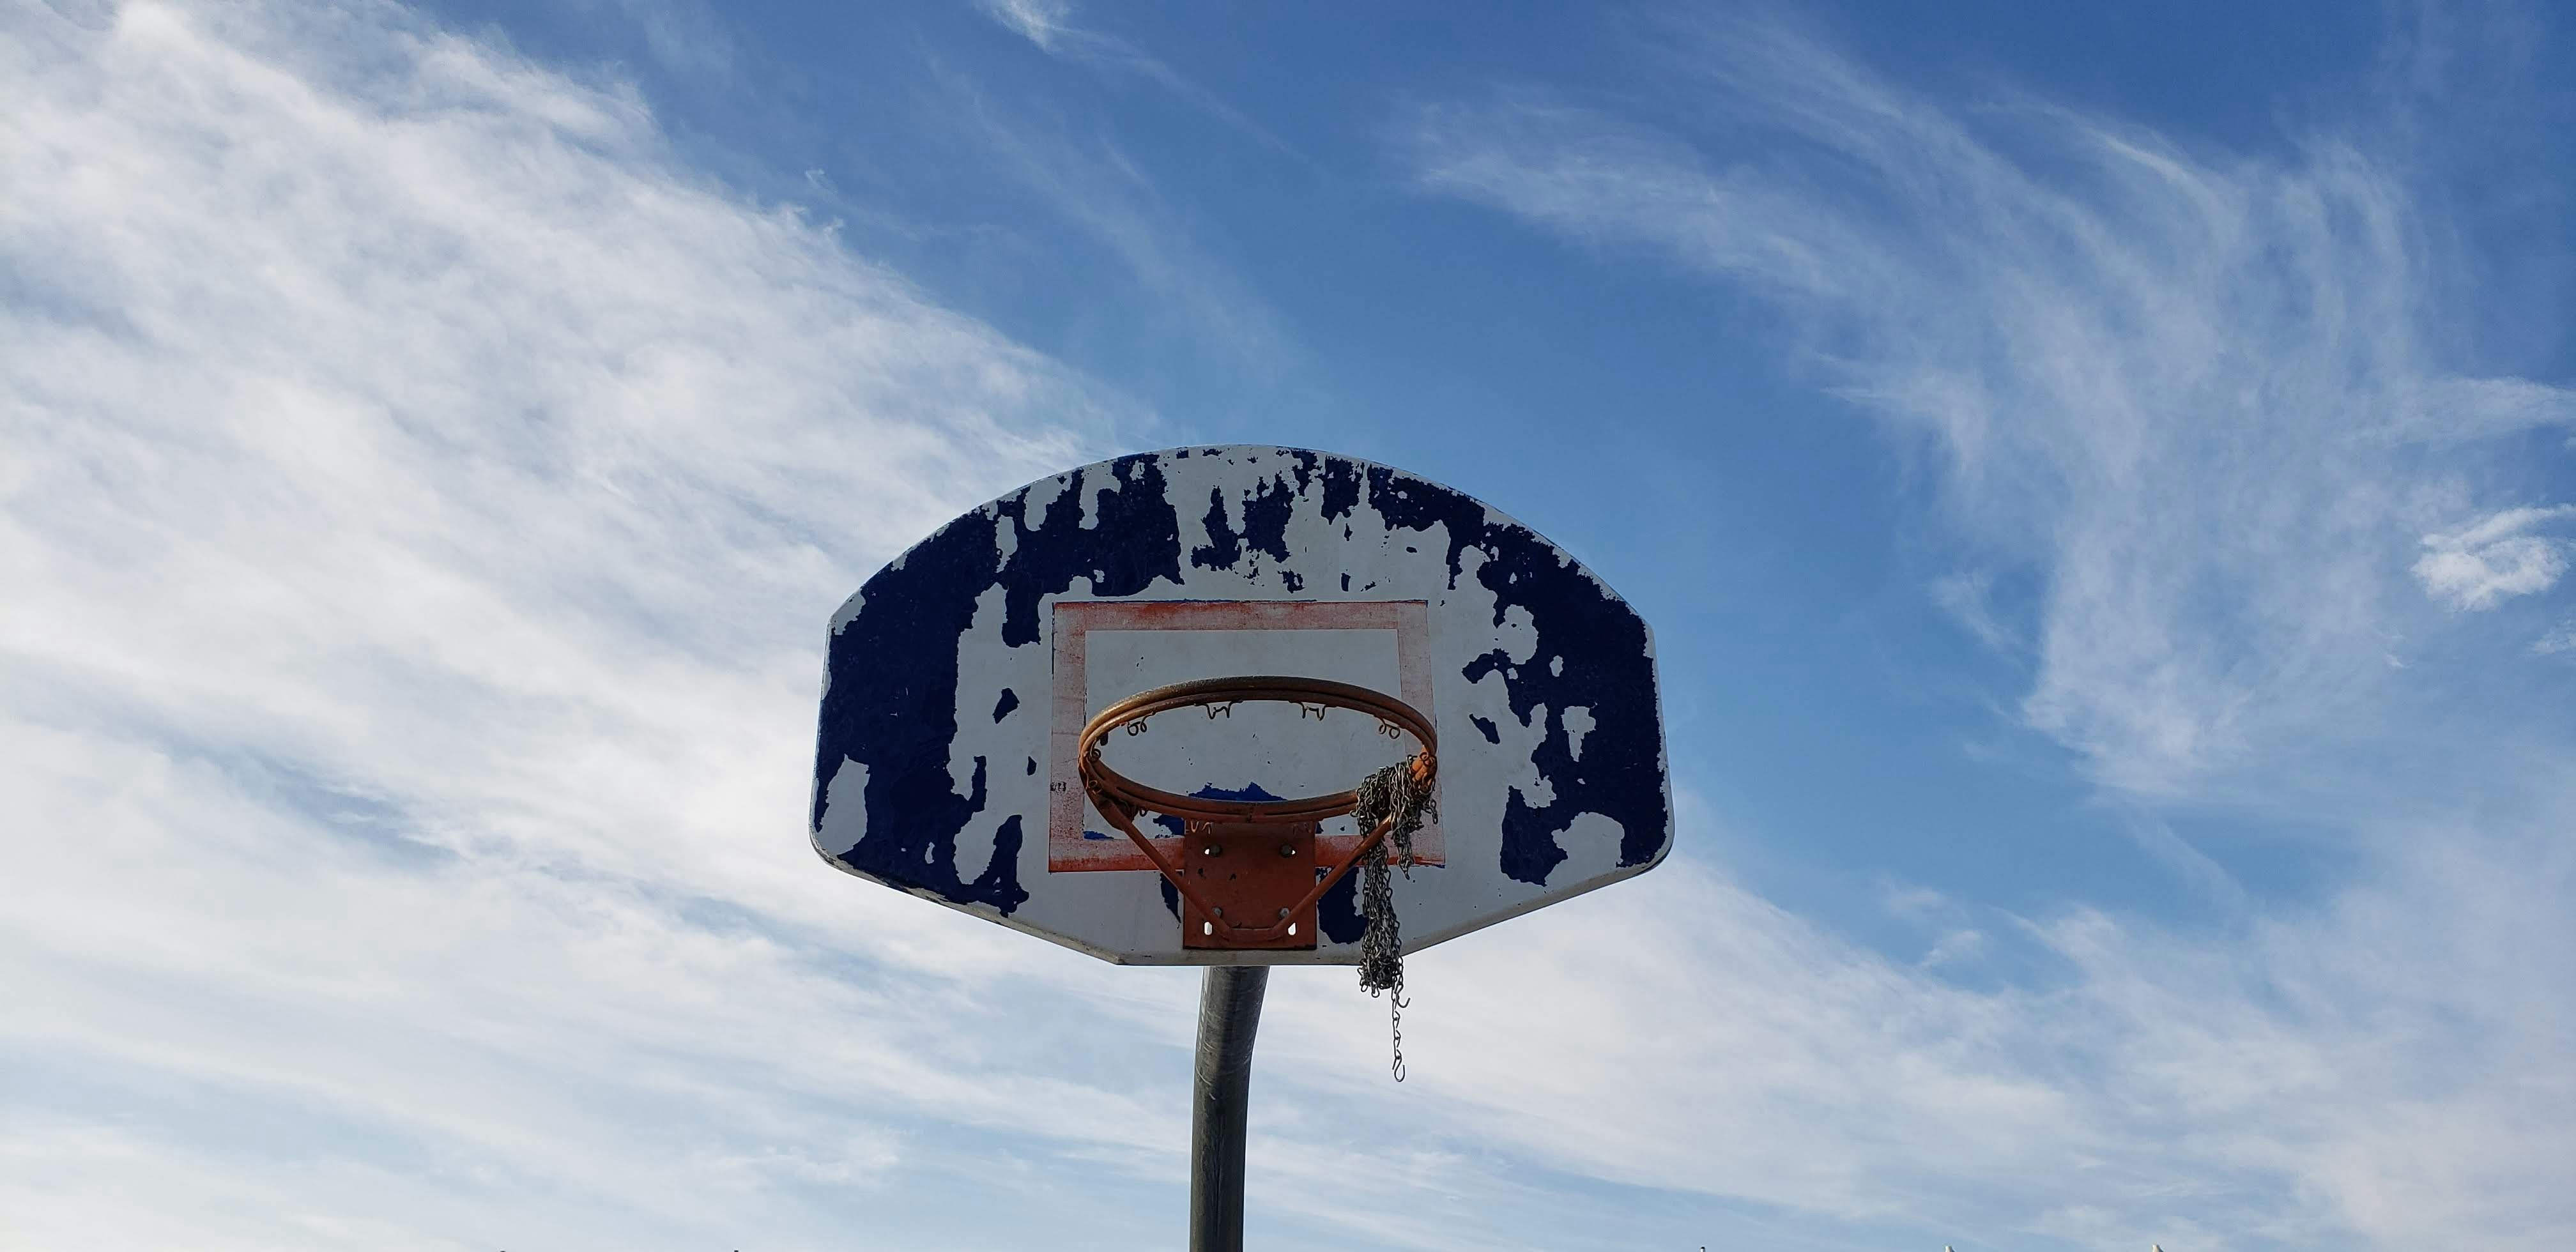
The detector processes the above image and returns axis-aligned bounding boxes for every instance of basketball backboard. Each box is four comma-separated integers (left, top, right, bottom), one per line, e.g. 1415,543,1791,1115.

811,447,1669,965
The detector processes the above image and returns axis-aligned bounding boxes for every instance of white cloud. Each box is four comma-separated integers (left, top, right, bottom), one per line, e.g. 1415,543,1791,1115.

1390,12,2576,1248
2537,620,2576,655
0,0,1109,906
1931,570,2018,653
2412,505,2576,610
1398,16,2576,796
933,67,1296,376
2125,813,2250,912
978,0,1076,53
1262,825,2576,1250
0,1,1183,1244
594,0,743,80
969,0,1300,162
1918,926,1988,968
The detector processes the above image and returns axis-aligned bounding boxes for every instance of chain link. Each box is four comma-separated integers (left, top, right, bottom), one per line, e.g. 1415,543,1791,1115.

1354,758,1434,1081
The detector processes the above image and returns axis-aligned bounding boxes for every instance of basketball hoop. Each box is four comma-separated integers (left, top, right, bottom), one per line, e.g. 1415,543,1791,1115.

813,447,1675,1239
1078,675,1436,951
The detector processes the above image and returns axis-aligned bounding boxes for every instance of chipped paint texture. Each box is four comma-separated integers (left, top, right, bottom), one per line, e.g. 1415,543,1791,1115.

811,447,1670,965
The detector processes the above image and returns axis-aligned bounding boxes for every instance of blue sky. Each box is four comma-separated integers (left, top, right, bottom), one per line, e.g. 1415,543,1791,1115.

5,1,2574,1249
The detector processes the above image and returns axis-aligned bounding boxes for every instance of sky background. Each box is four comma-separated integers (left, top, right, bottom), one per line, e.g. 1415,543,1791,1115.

5,1,2575,1249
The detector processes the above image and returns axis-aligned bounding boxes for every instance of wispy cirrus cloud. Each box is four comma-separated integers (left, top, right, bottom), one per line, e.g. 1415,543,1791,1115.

971,0,1301,159
978,0,1076,54
2412,504,2576,609
584,0,744,81
1389,10,2576,1248
1396,15,2576,796
0,1,1174,1244
932,65,1299,378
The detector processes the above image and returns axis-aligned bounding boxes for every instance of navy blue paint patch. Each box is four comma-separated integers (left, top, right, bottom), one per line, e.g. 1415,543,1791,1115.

1498,787,1567,884
1160,876,1180,920
1197,477,1297,588
1239,478,1293,565
992,689,1019,722
1002,457,1184,648
982,816,1031,910
1025,756,1037,776
813,455,1181,913
1190,487,1240,571
1470,715,1500,745
1147,781,1287,844
1193,781,1285,804
1317,458,1361,522
1316,864,1365,943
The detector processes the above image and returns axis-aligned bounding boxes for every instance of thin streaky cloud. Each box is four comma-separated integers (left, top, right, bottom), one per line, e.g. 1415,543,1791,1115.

2123,814,2251,913
928,57,1298,376
595,0,742,81
1399,16,2576,798
1391,11,2576,1248
2412,504,2576,611
979,0,1074,52
972,0,1307,160
1930,570,2020,653
0,4,1185,1244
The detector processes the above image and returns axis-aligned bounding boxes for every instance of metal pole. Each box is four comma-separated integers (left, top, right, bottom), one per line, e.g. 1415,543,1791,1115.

1189,965,1268,1252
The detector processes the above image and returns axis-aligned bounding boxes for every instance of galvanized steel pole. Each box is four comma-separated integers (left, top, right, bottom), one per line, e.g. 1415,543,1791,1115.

1189,965,1268,1252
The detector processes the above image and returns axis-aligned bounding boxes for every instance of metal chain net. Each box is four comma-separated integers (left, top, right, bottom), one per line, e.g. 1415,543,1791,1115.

1352,758,1435,1081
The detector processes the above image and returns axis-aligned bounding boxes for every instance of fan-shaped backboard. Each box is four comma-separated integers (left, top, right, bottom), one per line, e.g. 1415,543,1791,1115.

811,447,1669,965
